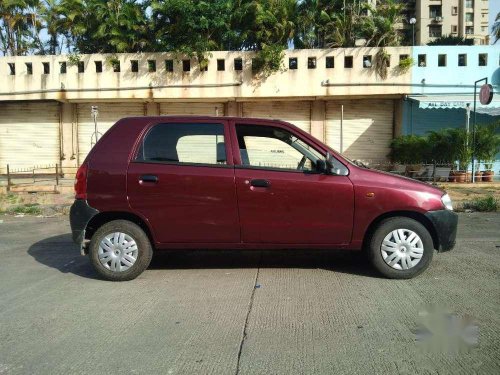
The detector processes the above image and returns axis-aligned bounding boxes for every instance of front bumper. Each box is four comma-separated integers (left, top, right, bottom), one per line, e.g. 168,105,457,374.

69,199,99,255
425,209,458,252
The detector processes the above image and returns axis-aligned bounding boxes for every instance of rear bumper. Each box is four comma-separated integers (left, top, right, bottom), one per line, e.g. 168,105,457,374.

425,209,458,252
69,199,99,254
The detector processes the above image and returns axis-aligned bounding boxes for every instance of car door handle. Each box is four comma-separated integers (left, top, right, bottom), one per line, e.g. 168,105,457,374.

250,179,271,188
139,175,158,183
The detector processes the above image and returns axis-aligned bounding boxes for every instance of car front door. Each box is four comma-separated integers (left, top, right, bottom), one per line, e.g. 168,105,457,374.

127,120,240,244
231,121,354,245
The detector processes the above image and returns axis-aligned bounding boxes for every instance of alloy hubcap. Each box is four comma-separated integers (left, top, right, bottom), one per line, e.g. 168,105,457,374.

98,232,139,272
380,229,424,270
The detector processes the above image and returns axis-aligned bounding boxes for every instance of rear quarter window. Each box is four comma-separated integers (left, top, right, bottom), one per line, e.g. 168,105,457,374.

136,123,226,165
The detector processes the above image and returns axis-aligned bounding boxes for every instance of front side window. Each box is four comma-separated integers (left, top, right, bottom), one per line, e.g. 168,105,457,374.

137,123,226,165
236,124,323,172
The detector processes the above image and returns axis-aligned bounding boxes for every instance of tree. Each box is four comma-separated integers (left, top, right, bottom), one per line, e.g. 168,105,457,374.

150,0,233,65
427,34,474,46
0,0,40,55
360,0,405,47
492,12,500,44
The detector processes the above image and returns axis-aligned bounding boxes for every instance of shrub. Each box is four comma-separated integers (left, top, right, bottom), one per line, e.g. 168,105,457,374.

389,135,431,164
463,196,498,212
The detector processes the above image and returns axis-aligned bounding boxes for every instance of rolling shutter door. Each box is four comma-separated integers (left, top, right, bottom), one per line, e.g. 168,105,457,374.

0,101,60,170
242,101,311,133
77,102,145,163
326,100,394,161
159,102,224,116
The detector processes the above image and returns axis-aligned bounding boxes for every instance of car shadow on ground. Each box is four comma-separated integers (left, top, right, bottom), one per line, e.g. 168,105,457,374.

28,234,380,280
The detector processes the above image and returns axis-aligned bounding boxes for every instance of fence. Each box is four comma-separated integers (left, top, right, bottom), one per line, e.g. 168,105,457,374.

0,164,78,191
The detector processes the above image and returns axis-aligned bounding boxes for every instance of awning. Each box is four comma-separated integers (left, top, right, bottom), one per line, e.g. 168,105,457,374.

408,95,500,116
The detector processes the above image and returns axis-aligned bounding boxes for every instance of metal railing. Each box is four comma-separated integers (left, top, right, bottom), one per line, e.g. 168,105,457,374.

0,164,78,191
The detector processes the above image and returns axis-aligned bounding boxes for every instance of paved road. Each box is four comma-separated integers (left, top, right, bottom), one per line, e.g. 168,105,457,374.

0,213,499,374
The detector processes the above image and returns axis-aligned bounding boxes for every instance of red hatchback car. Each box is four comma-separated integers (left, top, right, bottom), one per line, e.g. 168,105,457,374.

70,116,457,281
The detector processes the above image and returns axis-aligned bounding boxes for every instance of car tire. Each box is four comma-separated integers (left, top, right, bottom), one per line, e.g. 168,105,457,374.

89,220,153,281
368,217,434,279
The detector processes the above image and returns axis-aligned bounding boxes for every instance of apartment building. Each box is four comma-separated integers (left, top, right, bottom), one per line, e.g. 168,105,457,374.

415,0,490,45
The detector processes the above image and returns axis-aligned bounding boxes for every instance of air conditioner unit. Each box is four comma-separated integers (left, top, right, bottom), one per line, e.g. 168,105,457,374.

435,16,443,22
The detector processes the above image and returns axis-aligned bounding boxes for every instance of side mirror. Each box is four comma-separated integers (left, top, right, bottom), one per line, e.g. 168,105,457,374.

315,159,327,173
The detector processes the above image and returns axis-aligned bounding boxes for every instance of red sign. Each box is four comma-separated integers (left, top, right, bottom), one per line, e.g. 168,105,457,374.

479,84,493,105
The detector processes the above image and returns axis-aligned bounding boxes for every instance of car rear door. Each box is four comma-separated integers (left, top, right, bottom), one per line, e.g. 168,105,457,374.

127,119,240,245
230,120,354,245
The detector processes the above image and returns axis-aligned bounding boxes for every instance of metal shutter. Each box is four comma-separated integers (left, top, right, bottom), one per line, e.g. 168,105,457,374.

326,100,394,161
77,102,145,163
0,101,60,170
159,102,224,116
242,101,311,133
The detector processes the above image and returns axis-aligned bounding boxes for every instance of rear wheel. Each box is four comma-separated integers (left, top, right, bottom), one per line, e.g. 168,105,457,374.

89,220,153,281
368,217,434,279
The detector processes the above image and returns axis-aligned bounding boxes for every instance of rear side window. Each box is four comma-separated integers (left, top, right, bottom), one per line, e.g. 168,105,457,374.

137,123,226,165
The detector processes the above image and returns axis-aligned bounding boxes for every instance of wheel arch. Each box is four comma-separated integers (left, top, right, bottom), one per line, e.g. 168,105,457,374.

362,210,439,251
85,211,155,250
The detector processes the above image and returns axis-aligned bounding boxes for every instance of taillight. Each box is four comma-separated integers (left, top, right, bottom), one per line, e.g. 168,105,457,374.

74,162,88,199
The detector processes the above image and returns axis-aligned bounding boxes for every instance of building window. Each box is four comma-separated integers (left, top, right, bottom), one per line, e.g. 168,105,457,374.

8,63,15,75
458,54,467,66
60,62,67,74
234,58,243,71
344,56,353,68
182,60,190,72
200,62,208,72
465,0,473,8
112,61,120,72
308,57,316,69
451,6,458,16
478,53,487,66
399,54,409,63
26,62,33,75
289,57,298,69
465,26,474,35
95,61,103,73
42,62,50,74
165,59,174,72
465,13,474,22
130,60,138,72
429,5,442,18
418,54,426,67
429,25,442,37
78,61,84,73
326,56,334,69
451,25,458,33
438,54,447,67
148,60,156,72
363,55,372,68
217,59,225,71
481,26,487,32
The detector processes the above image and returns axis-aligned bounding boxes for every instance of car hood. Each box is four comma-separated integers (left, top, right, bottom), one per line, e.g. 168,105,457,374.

351,166,445,196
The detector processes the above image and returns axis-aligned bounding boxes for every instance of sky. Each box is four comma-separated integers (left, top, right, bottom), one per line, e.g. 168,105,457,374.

490,0,499,44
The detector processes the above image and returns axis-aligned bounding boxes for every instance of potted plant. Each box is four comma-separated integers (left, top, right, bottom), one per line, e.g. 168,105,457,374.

389,135,430,177
474,123,499,183
427,129,457,182
455,129,472,183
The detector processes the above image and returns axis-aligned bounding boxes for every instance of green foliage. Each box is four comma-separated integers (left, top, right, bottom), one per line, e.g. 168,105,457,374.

427,34,474,46
374,48,390,79
67,51,80,66
473,122,500,167
397,57,414,73
463,195,498,212
9,203,41,215
427,128,472,169
389,135,431,164
494,12,500,44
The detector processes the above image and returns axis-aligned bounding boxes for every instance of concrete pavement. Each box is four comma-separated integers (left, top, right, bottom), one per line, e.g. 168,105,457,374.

0,213,499,374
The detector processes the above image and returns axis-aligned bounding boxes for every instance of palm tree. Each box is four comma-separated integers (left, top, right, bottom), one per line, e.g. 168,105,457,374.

360,0,405,47
493,12,500,44
0,0,40,55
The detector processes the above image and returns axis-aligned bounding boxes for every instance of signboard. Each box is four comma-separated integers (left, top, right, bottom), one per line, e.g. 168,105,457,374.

479,84,493,105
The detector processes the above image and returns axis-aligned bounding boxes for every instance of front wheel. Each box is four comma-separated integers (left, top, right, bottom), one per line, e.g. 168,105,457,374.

89,220,153,281
368,217,434,279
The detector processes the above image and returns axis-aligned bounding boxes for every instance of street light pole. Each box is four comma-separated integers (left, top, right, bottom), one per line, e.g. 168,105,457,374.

409,18,417,46
471,78,488,183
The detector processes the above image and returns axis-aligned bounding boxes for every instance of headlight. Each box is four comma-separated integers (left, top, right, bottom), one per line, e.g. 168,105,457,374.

441,193,453,211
